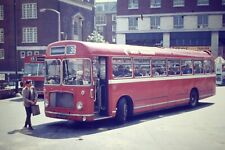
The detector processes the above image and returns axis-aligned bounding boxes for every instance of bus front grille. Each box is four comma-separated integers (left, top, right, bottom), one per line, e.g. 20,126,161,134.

49,92,74,108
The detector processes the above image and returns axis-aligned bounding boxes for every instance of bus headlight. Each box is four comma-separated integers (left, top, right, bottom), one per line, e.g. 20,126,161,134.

44,99,49,108
76,101,83,110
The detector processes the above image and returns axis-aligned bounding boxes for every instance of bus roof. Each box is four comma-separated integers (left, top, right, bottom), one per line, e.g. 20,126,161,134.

47,40,212,59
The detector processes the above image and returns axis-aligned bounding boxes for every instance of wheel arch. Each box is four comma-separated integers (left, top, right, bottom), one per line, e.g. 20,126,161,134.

116,95,134,117
190,87,199,100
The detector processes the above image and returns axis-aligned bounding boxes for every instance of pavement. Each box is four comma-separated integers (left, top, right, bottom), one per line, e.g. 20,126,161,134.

0,86,225,150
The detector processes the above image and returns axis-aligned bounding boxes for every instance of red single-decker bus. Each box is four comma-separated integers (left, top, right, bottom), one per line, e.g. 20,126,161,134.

44,41,216,123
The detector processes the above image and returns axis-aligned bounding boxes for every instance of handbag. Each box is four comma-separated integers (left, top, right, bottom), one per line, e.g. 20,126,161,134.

31,104,40,116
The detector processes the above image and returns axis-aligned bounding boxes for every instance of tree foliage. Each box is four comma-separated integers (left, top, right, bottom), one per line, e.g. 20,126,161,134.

86,30,105,43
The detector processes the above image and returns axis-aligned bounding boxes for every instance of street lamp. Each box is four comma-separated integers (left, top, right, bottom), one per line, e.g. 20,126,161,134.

40,8,61,41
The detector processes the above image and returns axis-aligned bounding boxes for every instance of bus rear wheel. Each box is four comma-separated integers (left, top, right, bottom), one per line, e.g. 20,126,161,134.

189,89,199,108
115,98,128,124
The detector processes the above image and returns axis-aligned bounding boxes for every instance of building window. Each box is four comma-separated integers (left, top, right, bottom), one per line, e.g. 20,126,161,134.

150,0,161,8
197,15,208,28
22,3,37,19
223,0,225,5
27,51,32,56
20,51,26,59
173,0,184,7
22,27,37,43
128,0,139,9
96,4,104,12
112,35,116,43
96,26,104,34
197,0,209,6
150,16,160,29
223,14,225,27
0,28,4,43
128,17,138,30
112,24,116,32
0,5,4,20
112,14,116,22
174,16,184,29
0,49,4,60
34,51,40,55
96,14,106,25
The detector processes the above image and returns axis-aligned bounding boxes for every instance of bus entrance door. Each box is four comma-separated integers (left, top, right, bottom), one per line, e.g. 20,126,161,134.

94,57,108,116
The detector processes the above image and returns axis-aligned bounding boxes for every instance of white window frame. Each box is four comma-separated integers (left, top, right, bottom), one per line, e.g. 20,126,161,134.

22,3,37,19
0,28,4,43
128,17,138,30
34,51,40,56
223,14,225,27
27,51,33,56
150,0,161,8
112,24,116,32
173,16,184,29
112,35,116,43
150,16,160,29
0,5,4,20
95,14,106,25
22,27,38,43
20,51,26,59
197,15,208,28
96,4,104,12
0,49,4,60
96,26,104,33
128,0,139,9
197,0,209,6
112,14,116,22
173,0,185,7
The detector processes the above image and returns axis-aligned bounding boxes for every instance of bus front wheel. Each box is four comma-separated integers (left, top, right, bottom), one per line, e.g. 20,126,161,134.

189,89,199,108
115,98,128,124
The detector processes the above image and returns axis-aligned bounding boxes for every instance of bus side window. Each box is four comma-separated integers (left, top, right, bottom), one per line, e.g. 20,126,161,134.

168,60,181,76
112,58,132,78
134,58,151,77
194,60,204,74
152,60,167,77
181,60,193,75
204,60,212,74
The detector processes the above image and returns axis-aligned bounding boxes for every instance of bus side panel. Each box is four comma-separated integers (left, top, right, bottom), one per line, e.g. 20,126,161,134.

196,76,216,100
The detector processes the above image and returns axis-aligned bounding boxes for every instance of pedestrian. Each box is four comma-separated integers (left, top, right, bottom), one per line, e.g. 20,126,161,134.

22,80,36,130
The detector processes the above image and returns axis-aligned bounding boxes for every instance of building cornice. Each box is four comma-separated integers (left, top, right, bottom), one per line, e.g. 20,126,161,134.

116,28,225,34
17,46,47,51
117,11,225,18
59,0,93,11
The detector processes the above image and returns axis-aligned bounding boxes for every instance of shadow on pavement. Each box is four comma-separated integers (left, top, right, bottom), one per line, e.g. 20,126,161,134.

12,102,213,139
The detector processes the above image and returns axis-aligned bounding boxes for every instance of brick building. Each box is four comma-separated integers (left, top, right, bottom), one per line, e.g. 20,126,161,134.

0,0,94,79
116,0,225,58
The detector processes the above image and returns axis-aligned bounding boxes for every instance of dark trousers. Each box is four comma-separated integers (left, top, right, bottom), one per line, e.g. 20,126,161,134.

25,107,32,127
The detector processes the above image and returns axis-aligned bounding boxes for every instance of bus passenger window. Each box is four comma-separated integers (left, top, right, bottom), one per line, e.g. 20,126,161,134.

112,58,132,78
204,60,212,74
181,60,193,75
152,60,167,77
168,60,181,76
194,60,204,74
134,58,151,77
